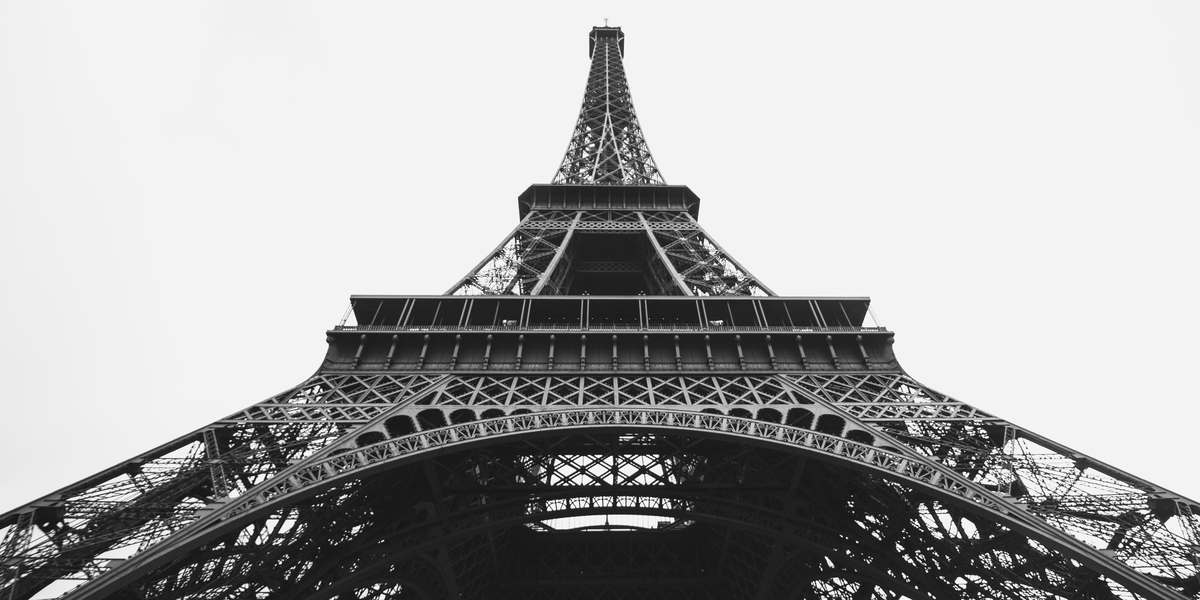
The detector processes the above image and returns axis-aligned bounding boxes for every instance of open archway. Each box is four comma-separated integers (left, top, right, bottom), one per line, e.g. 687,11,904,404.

102,412,1148,600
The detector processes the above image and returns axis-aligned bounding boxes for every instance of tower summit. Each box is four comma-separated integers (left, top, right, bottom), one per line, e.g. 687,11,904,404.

450,26,770,298
2,25,1199,600
554,26,663,185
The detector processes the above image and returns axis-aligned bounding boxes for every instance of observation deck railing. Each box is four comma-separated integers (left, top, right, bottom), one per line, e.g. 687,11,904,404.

334,295,885,333
332,323,888,334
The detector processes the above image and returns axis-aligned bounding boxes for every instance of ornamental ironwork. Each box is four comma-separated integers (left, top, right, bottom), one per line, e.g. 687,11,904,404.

2,24,1197,600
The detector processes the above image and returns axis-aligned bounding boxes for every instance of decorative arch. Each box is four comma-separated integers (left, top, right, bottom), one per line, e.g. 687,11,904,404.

72,409,1170,600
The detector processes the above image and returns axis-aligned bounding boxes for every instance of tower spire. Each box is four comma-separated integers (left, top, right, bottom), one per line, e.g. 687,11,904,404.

553,26,665,185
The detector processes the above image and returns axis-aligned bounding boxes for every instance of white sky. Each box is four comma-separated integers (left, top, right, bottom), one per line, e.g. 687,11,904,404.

1,1,1197,510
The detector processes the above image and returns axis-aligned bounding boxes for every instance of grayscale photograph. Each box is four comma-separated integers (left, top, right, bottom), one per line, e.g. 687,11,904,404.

1,2,1197,599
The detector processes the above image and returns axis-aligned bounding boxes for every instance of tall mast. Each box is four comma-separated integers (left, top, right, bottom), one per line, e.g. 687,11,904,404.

553,27,665,185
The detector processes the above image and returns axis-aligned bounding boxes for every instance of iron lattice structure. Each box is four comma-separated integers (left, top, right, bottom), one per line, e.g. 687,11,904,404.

553,28,664,185
3,25,1199,600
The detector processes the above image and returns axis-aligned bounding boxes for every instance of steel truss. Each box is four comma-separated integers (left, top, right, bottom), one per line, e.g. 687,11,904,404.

448,210,771,296
3,370,1197,599
5,426,1182,600
3,23,1198,600
553,28,663,185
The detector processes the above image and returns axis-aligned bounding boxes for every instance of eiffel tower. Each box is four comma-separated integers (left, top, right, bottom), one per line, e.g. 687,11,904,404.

2,25,1198,600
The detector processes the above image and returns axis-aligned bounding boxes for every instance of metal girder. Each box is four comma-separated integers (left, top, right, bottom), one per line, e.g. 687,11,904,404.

52,431,1176,600
4,367,1182,600
638,211,692,295
648,213,774,296
447,213,570,295
4,369,1198,599
530,212,582,295
449,209,772,297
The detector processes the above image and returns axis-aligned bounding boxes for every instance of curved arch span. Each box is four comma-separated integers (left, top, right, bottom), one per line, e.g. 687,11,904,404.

75,408,1176,600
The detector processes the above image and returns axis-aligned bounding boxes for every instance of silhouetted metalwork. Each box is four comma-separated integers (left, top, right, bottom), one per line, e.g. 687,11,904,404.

2,25,1198,600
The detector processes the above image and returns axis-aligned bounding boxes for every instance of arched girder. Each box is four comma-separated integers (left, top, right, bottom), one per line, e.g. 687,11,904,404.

116,435,1105,600
67,410,1183,600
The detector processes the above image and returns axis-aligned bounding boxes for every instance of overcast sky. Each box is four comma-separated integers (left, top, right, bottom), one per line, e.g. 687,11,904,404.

1,1,1197,510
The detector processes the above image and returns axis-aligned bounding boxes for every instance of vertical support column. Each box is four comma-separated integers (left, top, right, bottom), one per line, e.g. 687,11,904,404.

532,212,582,295
638,212,692,295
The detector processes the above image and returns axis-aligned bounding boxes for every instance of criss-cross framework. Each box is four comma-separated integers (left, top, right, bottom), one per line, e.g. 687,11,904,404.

553,28,664,185
447,208,773,296
2,24,1198,600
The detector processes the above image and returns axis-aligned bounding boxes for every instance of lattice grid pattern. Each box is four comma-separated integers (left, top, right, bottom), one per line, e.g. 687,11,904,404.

553,29,664,185
448,210,771,296
4,371,1197,599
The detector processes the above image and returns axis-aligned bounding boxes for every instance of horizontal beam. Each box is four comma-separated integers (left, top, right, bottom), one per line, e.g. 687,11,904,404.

345,295,876,331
